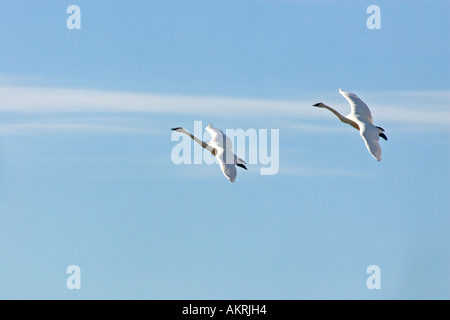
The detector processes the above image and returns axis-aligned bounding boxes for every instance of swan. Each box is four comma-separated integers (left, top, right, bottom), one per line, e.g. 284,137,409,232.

171,123,247,182
313,89,387,161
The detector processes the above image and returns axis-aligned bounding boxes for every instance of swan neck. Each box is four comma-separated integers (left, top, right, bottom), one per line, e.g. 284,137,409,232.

322,104,359,130
182,130,215,154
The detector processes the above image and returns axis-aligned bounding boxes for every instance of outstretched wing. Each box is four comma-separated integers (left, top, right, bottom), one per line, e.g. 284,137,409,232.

359,123,382,161
339,88,374,124
205,124,234,151
214,148,238,182
217,158,237,182
205,124,240,182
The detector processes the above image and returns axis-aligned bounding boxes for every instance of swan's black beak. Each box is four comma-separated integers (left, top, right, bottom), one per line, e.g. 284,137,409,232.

237,163,247,170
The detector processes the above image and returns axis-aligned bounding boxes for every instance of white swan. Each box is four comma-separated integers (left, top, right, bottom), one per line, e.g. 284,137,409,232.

313,89,387,161
171,123,247,182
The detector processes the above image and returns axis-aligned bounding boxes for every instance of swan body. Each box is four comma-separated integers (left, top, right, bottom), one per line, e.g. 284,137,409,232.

172,123,247,182
313,89,387,161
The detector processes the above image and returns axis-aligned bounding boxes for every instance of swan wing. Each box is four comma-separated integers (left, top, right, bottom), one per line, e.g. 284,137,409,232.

339,89,374,124
205,124,223,142
360,123,382,161
216,151,237,182
205,124,233,151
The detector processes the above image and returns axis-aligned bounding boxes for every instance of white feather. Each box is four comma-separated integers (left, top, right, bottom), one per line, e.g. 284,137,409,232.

173,123,246,182
315,89,386,161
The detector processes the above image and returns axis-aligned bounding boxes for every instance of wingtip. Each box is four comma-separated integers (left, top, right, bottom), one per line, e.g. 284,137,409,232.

171,127,182,131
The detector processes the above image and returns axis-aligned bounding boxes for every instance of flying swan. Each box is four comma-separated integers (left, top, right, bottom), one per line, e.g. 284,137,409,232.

171,123,247,182
313,89,387,161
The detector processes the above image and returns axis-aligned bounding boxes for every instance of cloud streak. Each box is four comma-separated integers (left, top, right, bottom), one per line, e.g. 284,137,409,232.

0,85,449,126
0,122,163,136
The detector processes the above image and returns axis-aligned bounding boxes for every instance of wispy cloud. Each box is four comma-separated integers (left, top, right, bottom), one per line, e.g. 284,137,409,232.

278,121,355,134
311,90,450,126
0,85,312,116
0,122,163,135
0,85,449,127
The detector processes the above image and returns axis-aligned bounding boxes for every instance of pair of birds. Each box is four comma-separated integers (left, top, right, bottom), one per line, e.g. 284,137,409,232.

172,89,388,183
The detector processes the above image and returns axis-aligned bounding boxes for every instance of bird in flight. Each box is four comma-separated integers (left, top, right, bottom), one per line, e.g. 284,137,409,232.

171,123,247,182
313,89,387,161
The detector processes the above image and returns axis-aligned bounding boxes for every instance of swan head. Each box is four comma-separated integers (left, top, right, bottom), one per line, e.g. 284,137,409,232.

313,102,326,108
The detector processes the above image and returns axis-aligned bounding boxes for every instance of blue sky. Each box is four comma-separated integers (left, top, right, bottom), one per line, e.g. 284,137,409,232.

0,0,449,300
